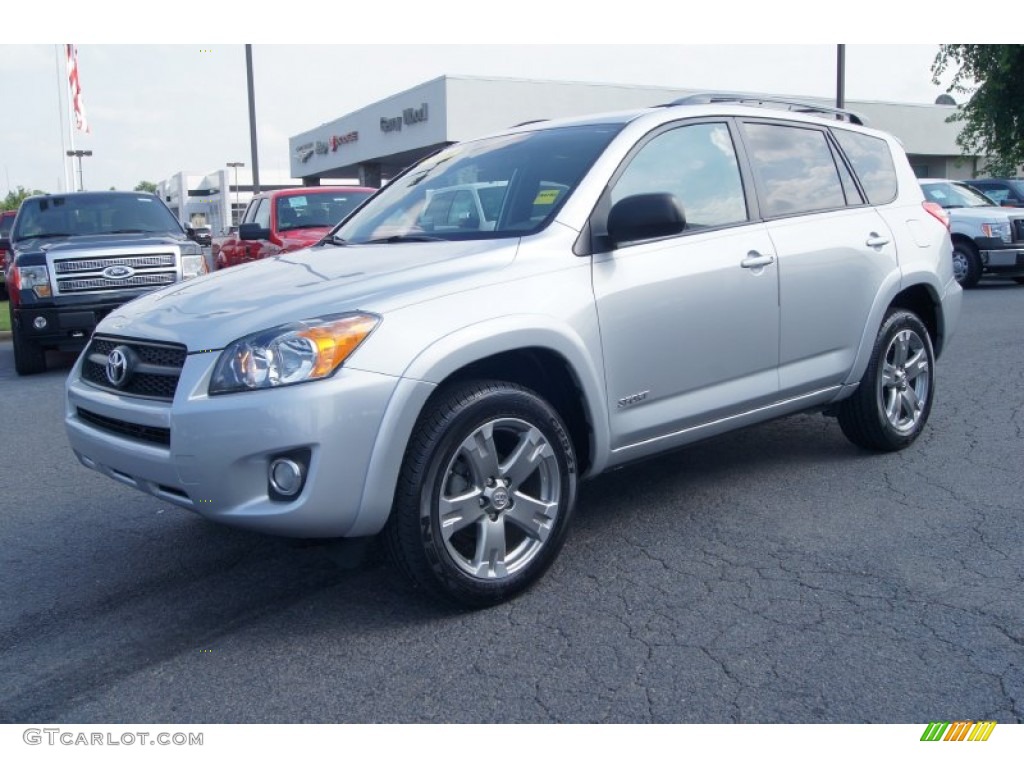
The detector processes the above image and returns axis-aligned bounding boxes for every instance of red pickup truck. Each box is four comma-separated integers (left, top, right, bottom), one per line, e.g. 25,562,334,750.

213,186,374,269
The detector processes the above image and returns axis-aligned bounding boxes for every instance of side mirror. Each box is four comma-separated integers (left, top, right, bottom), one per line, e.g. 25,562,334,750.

239,222,271,241
607,193,686,248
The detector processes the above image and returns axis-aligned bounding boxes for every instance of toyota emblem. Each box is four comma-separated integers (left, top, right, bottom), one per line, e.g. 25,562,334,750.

105,347,132,388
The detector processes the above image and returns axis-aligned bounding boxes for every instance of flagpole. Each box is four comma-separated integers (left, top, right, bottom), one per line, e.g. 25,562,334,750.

64,45,78,190
55,44,70,193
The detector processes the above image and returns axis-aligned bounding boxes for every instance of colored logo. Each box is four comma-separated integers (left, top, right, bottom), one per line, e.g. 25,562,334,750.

102,265,136,280
920,721,996,742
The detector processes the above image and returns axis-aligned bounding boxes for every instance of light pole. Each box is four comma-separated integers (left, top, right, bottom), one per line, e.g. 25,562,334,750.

66,149,92,191
226,161,244,227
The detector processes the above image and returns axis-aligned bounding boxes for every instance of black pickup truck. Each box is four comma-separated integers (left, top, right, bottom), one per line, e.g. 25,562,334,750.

2,191,208,375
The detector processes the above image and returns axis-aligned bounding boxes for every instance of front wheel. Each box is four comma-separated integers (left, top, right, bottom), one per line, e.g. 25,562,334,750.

951,241,982,288
384,380,577,608
11,305,47,376
837,310,935,452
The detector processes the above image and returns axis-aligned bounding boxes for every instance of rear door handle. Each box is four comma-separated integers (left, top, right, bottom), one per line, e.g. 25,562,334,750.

866,233,890,248
740,253,775,269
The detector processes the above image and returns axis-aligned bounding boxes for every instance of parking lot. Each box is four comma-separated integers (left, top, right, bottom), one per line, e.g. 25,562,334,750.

0,285,1021,724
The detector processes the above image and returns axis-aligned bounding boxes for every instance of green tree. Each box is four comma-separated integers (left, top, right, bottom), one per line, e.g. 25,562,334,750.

2,186,46,211
932,45,1024,177
134,180,158,193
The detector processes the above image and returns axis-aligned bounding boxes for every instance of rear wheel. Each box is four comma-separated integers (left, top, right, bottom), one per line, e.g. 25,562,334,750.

838,309,934,452
384,380,577,608
11,305,47,376
951,241,982,288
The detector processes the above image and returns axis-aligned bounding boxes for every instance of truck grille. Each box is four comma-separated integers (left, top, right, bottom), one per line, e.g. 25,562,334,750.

77,408,171,446
81,335,187,401
52,252,178,295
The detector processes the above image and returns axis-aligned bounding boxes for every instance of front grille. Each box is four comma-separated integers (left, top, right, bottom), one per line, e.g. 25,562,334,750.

54,254,176,273
77,408,171,446
51,251,178,295
58,273,176,293
81,335,187,401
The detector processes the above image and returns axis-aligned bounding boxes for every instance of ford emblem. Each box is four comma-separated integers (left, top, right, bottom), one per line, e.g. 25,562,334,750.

103,265,136,279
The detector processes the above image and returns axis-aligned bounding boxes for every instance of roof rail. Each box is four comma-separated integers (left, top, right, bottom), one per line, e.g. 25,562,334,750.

661,93,865,125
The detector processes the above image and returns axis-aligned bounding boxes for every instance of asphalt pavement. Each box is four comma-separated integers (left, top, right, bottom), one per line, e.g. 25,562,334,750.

0,284,1021,723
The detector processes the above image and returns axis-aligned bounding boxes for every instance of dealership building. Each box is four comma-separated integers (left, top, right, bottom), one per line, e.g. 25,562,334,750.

287,75,977,187
158,75,977,232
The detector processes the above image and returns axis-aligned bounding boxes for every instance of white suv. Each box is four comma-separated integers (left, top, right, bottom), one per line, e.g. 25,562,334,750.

65,94,962,606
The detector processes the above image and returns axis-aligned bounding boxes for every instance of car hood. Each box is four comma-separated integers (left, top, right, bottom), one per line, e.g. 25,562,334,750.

278,226,330,249
98,239,519,350
947,206,1021,222
15,232,191,255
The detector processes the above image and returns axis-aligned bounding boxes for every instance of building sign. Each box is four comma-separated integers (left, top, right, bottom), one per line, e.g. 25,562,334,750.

330,131,358,151
380,103,429,133
295,142,314,163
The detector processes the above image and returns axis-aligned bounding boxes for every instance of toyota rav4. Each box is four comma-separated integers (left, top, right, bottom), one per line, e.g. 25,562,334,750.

65,95,961,606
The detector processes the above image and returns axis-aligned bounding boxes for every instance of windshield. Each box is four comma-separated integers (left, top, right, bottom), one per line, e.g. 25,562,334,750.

333,124,622,244
12,193,184,239
921,182,996,209
276,190,373,232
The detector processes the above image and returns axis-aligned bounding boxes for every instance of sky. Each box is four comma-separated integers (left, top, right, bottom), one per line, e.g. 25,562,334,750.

0,4,974,196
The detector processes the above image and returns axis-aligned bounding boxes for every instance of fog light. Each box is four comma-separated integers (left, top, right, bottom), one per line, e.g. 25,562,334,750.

33,316,48,330
269,457,304,497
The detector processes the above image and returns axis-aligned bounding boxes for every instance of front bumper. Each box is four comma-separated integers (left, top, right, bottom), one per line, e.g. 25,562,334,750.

14,295,137,350
979,246,1024,273
65,349,407,537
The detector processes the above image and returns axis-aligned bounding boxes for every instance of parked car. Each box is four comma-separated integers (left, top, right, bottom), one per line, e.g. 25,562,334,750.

66,95,961,606
962,177,1024,208
0,208,17,299
4,191,207,374
919,178,1024,287
190,224,212,246
213,186,374,269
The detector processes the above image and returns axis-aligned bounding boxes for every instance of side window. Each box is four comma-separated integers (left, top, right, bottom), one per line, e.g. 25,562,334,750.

743,122,846,217
242,199,261,225
833,128,898,204
611,122,748,230
253,199,271,229
975,184,1009,204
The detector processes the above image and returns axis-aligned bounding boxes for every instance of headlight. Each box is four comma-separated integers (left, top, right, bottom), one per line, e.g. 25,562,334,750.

209,313,380,395
17,265,52,298
179,243,206,279
980,221,1011,242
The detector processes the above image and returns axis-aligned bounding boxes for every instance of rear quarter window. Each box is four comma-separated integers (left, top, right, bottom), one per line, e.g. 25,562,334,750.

833,128,898,205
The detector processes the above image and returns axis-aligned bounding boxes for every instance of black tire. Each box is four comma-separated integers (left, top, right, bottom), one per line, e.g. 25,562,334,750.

383,380,577,608
11,305,47,376
951,241,982,288
837,309,935,452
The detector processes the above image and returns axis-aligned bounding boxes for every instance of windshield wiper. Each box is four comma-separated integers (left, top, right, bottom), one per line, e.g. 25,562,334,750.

362,234,447,244
318,234,349,247
21,232,71,239
108,229,152,234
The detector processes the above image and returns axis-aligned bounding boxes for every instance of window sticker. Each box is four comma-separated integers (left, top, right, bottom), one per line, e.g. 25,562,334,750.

534,189,560,205
287,197,307,207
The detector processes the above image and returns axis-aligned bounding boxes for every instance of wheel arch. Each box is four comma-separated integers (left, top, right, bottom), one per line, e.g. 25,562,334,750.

350,319,611,537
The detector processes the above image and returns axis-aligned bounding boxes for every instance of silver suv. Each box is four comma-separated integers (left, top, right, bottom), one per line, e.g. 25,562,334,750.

65,95,962,606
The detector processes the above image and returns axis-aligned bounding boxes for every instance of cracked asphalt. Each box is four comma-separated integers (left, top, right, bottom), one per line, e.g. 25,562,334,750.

0,284,1020,724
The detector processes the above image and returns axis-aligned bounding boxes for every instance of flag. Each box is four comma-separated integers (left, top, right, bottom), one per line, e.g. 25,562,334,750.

66,44,90,134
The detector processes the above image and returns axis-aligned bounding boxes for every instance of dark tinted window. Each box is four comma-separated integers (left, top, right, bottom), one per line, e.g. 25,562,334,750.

13,194,181,239
275,190,372,231
833,128,898,204
0,212,15,238
743,123,846,217
612,122,748,229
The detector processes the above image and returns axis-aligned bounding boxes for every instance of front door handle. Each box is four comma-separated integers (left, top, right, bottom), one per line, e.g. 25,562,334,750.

740,252,775,269
866,232,890,248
